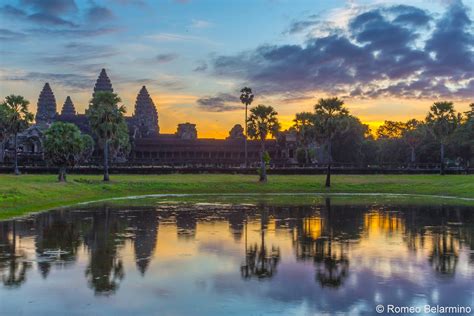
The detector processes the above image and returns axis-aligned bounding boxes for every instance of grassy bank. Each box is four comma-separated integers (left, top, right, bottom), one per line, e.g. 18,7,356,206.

1,174,473,220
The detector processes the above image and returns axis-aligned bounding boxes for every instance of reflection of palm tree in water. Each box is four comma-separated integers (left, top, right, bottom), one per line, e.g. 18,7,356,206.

314,199,349,288
0,221,32,288
429,227,459,277
241,207,281,280
314,239,349,288
84,208,126,295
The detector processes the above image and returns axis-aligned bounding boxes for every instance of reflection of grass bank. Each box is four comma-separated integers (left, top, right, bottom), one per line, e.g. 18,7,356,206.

81,193,474,210
1,174,473,220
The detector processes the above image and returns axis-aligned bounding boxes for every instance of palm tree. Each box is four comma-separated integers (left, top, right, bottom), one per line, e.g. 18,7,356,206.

0,95,34,175
314,97,349,187
426,101,460,175
240,87,254,167
247,105,280,182
293,112,316,164
0,103,11,163
86,92,127,182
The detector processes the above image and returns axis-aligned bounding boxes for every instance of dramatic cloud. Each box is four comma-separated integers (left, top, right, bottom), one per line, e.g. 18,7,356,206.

212,1,474,100
197,93,243,112
155,53,179,63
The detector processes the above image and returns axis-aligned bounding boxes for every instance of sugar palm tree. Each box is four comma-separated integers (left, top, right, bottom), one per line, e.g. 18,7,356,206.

314,97,349,187
240,87,254,167
0,95,34,175
425,101,460,175
86,92,127,182
293,112,316,163
247,105,280,182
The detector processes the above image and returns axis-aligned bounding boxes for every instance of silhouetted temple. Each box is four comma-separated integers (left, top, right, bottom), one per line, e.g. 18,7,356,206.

8,69,297,165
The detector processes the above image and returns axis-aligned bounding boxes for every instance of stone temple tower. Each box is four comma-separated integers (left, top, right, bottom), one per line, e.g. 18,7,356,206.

93,68,113,97
133,86,159,136
35,82,57,125
60,96,76,117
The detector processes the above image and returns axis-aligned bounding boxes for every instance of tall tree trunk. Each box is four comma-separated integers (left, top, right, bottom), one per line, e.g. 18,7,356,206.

244,104,248,168
259,141,267,182
14,133,20,175
58,167,67,182
410,146,416,169
0,141,4,163
440,143,445,176
103,139,110,182
325,140,332,188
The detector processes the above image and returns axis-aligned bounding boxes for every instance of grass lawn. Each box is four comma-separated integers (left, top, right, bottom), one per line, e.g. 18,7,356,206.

0,173,473,220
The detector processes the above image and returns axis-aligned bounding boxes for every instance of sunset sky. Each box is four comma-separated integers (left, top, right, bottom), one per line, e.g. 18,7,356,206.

1,0,473,138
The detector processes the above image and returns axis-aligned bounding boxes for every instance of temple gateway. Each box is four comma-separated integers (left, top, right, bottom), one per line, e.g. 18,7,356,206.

5,69,297,165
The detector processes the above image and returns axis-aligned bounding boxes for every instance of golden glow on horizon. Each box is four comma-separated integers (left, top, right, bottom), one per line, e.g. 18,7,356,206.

1,79,471,139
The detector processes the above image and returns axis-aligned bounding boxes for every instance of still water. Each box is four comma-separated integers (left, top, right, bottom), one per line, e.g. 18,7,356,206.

0,199,473,315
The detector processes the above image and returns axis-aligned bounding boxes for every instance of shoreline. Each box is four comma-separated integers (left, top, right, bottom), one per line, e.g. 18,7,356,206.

1,174,473,220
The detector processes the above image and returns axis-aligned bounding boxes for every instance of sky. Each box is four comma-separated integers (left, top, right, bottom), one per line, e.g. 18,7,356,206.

0,0,473,138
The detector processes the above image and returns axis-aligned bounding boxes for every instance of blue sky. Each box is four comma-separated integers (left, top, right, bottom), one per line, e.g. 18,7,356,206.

1,0,473,137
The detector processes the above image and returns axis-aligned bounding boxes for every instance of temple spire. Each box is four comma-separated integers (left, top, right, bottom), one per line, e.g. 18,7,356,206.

61,96,76,117
133,85,159,136
36,82,57,125
93,68,113,97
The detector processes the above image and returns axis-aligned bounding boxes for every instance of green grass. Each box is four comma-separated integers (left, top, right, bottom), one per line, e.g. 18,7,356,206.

0,174,473,220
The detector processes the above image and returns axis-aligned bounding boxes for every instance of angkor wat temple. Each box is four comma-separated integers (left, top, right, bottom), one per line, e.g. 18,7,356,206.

5,69,297,165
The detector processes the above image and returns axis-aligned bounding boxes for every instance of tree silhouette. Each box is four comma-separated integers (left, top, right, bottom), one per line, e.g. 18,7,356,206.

314,97,349,187
0,95,34,175
293,112,316,163
247,105,280,182
240,87,254,167
43,122,94,182
86,92,129,181
426,101,460,175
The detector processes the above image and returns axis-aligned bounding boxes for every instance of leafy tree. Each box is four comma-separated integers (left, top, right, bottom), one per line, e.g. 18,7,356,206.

0,95,34,175
376,120,405,139
313,97,350,187
0,103,12,163
240,87,254,166
44,122,94,182
331,116,368,165
402,119,425,165
247,105,280,182
86,92,129,182
450,104,474,169
377,119,425,165
293,112,315,163
425,101,460,175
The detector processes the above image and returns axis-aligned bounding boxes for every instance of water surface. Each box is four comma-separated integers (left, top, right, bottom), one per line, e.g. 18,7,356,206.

0,199,473,315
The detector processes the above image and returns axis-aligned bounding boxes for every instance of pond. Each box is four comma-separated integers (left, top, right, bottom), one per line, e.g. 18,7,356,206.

0,197,473,315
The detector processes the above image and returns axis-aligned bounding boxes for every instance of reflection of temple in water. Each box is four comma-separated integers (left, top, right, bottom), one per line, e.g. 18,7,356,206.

129,210,159,275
